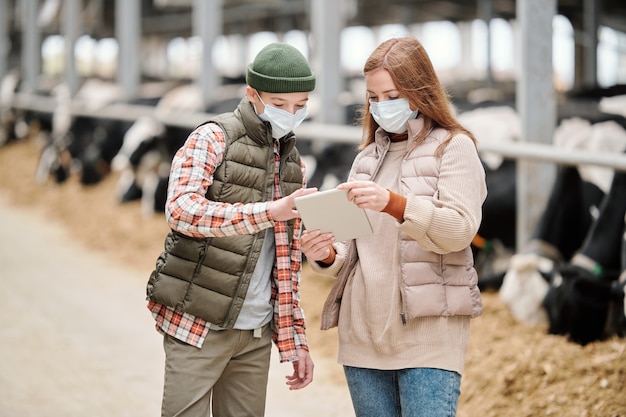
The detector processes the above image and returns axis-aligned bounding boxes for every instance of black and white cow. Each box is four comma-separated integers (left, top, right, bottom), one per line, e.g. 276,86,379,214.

460,103,626,287
542,165,626,345
0,70,56,147
112,117,189,215
498,165,606,325
35,81,126,185
34,80,168,186
112,84,242,216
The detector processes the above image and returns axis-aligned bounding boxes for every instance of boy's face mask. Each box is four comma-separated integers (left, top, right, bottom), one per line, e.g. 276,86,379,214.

255,92,308,139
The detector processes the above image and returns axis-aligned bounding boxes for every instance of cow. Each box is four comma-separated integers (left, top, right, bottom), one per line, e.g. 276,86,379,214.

0,70,56,147
34,80,169,186
112,117,189,215
459,103,626,280
112,84,243,216
35,81,125,185
499,165,606,325
542,165,626,345
474,114,626,291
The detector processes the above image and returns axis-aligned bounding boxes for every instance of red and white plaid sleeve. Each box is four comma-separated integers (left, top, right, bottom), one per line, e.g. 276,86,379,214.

165,123,274,238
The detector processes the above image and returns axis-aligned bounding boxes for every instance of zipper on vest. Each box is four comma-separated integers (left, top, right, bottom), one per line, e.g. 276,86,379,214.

399,270,407,325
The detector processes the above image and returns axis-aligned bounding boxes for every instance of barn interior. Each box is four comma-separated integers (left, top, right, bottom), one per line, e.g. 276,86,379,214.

1,3,626,416
3,0,626,107
1,0,626,247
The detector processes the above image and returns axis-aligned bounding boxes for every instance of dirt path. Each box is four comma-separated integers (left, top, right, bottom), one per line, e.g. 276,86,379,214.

0,195,354,417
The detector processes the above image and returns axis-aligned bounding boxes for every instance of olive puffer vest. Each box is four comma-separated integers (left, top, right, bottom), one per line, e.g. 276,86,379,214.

146,98,304,328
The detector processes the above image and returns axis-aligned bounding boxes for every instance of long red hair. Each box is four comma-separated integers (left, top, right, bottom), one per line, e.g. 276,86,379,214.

359,37,477,154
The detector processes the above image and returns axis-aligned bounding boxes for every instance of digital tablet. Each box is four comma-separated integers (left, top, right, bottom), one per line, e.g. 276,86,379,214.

294,188,373,241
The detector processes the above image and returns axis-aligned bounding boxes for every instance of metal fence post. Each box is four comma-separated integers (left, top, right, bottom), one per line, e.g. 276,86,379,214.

516,0,558,251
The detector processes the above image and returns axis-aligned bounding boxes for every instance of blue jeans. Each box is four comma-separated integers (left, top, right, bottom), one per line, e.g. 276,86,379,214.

343,366,461,417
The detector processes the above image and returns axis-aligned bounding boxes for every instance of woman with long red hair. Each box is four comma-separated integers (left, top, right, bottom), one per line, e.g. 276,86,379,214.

301,37,487,417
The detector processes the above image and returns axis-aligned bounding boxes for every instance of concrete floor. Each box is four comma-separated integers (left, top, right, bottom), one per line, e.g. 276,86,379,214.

0,196,354,417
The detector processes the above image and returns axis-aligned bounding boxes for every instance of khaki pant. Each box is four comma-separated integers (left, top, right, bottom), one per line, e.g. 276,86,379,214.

161,323,272,417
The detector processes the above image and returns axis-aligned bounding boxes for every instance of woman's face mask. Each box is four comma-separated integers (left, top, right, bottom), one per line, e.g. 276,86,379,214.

369,98,418,134
255,92,308,139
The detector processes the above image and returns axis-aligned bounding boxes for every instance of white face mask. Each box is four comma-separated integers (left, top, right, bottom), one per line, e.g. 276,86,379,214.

256,93,308,139
369,98,418,134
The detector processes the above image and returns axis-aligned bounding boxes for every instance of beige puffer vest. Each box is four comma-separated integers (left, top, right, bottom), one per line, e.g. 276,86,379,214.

360,126,482,318
321,122,482,329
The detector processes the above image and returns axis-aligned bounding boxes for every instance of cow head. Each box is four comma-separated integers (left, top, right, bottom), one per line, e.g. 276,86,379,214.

500,253,552,326
543,264,613,346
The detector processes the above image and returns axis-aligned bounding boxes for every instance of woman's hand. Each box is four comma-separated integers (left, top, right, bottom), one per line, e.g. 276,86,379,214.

338,180,390,212
301,230,335,262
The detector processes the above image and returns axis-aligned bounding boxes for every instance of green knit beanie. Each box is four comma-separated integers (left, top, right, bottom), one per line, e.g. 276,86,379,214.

246,43,316,93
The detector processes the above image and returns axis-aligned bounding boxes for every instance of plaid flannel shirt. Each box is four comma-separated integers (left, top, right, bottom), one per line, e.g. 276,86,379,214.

148,122,308,363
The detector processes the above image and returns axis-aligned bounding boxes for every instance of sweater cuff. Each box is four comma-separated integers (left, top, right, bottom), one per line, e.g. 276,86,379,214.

382,190,407,222
316,246,336,267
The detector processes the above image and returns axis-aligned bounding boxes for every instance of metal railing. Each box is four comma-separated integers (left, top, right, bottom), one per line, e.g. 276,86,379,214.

7,92,626,172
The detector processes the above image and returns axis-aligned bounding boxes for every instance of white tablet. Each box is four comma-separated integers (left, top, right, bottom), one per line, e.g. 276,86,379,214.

294,188,373,241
